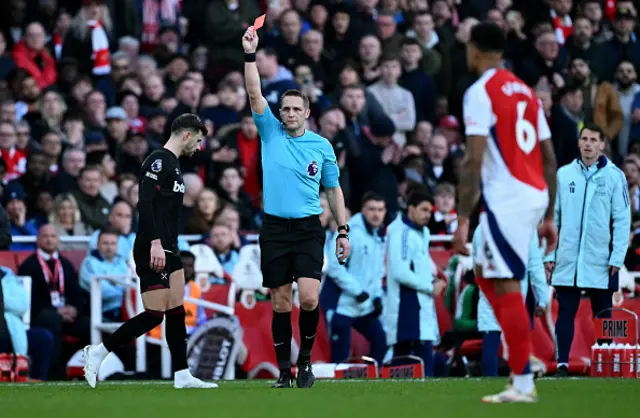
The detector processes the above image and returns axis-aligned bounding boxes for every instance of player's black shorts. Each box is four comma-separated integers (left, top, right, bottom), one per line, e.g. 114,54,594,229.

134,244,183,293
259,214,325,289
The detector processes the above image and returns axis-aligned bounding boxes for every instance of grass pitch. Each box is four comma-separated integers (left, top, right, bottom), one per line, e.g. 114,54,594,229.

1,378,638,418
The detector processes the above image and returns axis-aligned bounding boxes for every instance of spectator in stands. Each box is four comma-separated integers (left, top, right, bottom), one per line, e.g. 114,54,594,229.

62,1,113,77
428,182,458,236
18,224,89,380
324,4,357,64
88,200,134,260
256,47,298,116
0,266,54,381
216,204,243,248
40,91,67,140
61,109,85,148
48,9,71,61
86,150,117,204
623,156,640,222
565,16,607,82
210,222,239,276
163,76,201,140
568,57,623,142
581,0,613,44
616,61,640,158
49,193,91,251
264,9,303,70
399,37,437,124
0,121,27,182
9,151,50,218
181,173,204,231
0,31,16,81
41,131,63,174
5,184,38,251
185,188,219,235
296,29,334,92
551,83,583,167
356,35,383,86
13,120,31,153
84,90,107,131
203,0,259,72
97,52,132,108
602,6,640,84
141,73,165,113
423,134,456,193
80,228,129,322
12,22,57,89
406,10,447,91
71,165,110,231
515,25,567,89
217,165,256,230
50,148,86,196
367,55,417,147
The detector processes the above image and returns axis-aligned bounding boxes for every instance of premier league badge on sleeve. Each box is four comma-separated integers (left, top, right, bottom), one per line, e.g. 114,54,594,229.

307,161,318,177
151,159,162,173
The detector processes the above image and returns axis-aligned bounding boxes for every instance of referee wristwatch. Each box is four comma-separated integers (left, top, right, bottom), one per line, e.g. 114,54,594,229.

337,224,350,239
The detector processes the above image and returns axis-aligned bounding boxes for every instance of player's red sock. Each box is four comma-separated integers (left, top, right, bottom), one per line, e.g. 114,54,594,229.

496,291,532,375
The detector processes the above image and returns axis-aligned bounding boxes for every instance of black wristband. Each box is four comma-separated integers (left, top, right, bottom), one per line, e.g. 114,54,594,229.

245,52,256,62
337,233,349,240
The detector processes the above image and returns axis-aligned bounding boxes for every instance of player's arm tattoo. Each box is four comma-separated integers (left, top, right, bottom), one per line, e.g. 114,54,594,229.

540,139,557,220
457,135,487,219
244,61,267,114
325,186,347,227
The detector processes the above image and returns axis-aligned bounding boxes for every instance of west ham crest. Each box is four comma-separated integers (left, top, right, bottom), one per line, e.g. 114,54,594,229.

151,159,163,173
307,161,318,177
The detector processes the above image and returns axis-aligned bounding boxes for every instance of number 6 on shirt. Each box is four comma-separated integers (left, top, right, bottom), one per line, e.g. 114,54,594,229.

516,101,537,155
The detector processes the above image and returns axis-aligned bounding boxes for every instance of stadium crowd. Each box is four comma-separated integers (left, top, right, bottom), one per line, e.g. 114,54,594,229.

1,0,640,381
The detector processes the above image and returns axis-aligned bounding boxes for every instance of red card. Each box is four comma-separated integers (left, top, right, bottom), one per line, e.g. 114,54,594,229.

253,14,266,30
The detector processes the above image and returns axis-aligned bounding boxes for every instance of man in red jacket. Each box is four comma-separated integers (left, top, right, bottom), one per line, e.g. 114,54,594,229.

12,22,57,89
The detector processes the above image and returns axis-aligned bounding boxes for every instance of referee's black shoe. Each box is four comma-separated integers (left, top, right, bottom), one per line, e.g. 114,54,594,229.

272,371,293,388
296,362,315,389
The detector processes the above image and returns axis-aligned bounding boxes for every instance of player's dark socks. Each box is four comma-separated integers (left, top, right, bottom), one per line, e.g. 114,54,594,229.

165,305,188,371
298,306,319,364
103,309,164,352
272,311,292,371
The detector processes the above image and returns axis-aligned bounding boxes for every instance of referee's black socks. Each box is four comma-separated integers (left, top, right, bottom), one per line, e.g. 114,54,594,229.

103,309,164,352
298,306,319,364
272,311,292,372
165,305,189,371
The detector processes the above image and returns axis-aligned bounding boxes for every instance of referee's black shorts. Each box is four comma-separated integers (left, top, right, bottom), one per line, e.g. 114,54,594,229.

259,214,325,289
133,242,183,293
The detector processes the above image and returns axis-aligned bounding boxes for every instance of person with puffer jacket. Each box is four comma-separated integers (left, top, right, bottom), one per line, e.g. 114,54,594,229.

79,228,130,322
0,267,54,380
544,124,631,377
322,192,388,366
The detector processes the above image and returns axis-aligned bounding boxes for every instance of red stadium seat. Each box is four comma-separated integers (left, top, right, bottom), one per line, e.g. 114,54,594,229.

13,251,32,270
0,252,19,272
61,251,87,272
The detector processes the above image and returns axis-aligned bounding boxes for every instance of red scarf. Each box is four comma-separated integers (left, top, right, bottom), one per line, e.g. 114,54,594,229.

88,19,110,75
141,0,181,52
37,249,65,307
551,9,573,45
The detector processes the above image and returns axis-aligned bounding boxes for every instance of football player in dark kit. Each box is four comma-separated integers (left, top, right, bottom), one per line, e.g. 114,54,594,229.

243,26,351,389
83,114,217,389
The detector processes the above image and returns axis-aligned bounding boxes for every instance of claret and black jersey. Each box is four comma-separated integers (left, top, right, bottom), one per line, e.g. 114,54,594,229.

135,148,184,253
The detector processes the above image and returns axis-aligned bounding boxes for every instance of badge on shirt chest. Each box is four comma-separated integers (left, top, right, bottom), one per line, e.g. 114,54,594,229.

307,160,319,177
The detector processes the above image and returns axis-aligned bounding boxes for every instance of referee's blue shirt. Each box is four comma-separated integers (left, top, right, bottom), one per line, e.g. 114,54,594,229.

253,105,340,219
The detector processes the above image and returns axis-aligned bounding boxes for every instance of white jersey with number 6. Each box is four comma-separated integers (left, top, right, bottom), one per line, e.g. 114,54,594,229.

464,68,551,279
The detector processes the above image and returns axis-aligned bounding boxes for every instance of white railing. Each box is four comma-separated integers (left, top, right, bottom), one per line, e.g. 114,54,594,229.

90,274,235,379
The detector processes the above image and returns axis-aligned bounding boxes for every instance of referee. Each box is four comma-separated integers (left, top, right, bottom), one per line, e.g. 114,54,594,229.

243,26,351,389
83,114,217,389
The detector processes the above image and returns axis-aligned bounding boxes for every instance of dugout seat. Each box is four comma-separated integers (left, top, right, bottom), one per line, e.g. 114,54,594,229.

0,252,18,272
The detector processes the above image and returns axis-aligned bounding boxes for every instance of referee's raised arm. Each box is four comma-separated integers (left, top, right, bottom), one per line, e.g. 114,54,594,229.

242,27,267,115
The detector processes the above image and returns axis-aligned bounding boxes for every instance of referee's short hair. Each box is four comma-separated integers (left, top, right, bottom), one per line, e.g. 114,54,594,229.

281,89,310,109
407,187,434,208
579,122,606,142
170,113,208,136
469,22,506,53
